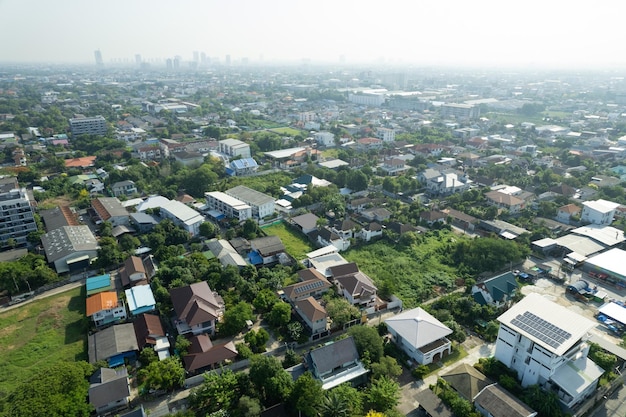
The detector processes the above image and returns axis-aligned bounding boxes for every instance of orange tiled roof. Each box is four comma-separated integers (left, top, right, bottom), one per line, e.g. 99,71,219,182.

86,291,118,316
64,156,96,168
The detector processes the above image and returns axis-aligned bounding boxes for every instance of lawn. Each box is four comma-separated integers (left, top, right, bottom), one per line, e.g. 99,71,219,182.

262,221,315,261
344,231,468,307
0,286,87,397
267,127,304,136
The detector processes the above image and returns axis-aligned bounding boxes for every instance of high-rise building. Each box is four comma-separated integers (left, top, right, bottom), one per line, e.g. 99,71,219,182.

193,51,199,62
0,177,37,250
135,54,142,65
69,116,108,136
225,54,231,66
94,49,104,67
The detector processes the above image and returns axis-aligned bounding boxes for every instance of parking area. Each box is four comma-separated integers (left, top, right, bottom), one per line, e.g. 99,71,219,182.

519,257,624,345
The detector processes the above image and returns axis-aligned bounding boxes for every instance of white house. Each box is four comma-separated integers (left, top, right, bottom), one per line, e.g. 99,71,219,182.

314,131,335,147
218,138,251,159
581,199,620,225
225,185,275,220
294,296,328,334
494,293,604,408
385,307,453,365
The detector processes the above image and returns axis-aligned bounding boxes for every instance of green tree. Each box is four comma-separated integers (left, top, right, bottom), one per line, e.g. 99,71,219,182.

330,383,364,416
139,347,158,366
249,355,293,406
282,349,302,369
189,369,240,413
235,395,262,417
267,301,291,328
367,376,400,412
199,221,217,238
5,361,93,417
244,328,270,353
219,301,254,336
521,384,563,417
138,356,185,392
347,325,385,363
326,297,360,328
176,334,192,357
253,288,278,313
370,356,402,381
288,372,324,417
320,389,351,417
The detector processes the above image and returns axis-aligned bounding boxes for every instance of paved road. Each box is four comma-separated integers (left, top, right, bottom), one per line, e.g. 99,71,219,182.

589,382,626,417
0,280,84,313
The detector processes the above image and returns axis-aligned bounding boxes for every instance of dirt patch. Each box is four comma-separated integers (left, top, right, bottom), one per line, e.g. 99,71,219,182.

39,195,74,209
0,323,19,338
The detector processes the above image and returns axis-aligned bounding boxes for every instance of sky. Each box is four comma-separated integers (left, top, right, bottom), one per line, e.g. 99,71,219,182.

1,0,625,69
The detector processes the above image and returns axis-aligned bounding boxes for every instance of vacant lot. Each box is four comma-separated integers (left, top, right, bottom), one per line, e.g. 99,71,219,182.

344,231,467,307
262,221,315,261
0,286,87,398
267,127,303,136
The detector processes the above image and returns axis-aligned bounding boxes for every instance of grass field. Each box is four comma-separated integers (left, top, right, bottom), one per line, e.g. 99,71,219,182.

344,231,467,307
267,127,304,136
0,286,87,397
262,221,315,260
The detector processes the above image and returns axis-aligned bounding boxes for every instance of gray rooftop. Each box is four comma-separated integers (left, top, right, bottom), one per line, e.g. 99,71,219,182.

88,323,139,363
41,225,98,263
226,185,275,207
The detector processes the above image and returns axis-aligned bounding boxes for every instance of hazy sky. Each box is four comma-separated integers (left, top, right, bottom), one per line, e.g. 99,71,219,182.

1,0,625,69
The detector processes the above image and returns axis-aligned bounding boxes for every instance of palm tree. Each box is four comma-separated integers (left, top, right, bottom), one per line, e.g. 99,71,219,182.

320,391,349,417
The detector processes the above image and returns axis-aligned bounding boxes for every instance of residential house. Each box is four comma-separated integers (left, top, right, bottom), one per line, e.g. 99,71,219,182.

89,368,131,416
169,281,225,336
183,335,238,374
305,336,369,389
206,239,247,268
379,158,410,176
173,150,204,166
315,227,351,252
91,197,130,227
294,296,328,334
136,145,162,161
329,262,377,306
130,212,158,233
125,285,156,316
441,363,493,401
485,190,526,214
282,268,332,303
40,225,99,274
218,138,251,159
556,203,581,225
133,313,170,361
385,307,453,365
248,235,287,265
472,272,518,308
160,199,205,237
291,213,320,235
474,384,537,417
331,219,358,240
421,169,472,196
347,197,375,213
420,210,447,226
415,389,454,417
226,157,259,176
314,131,335,147
86,178,105,195
119,256,148,287
356,137,383,151
494,293,604,408
40,206,80,232
112,180,138,197
356,222,383,242
86,291,127,327
361,207,391,222
581,199,620,225
86,274,113,296
440,208,478,232
88,323,139,366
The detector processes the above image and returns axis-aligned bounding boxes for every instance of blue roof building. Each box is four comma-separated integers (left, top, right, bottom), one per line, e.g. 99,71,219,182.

86,274,113,296
125,284,156,316
226,157,259,176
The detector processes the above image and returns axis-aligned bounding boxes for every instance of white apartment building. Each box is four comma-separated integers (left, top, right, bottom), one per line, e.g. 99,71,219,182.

160,200,205,237
205,191,252,222
377,127,396,142
225,185,275,220
348,92,386,107
440,103,480,120
581,199,620,225
494,293,604,408
0,178,37,249
69,116,108,136
218,138,251,159
298,111,316,123
313,131,335,147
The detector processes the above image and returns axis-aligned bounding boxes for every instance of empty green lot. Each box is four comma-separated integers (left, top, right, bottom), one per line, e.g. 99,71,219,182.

262,221,315,261
0,286,87,398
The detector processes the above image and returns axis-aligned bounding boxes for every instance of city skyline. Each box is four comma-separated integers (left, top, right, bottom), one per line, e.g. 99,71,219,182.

2,0,626,69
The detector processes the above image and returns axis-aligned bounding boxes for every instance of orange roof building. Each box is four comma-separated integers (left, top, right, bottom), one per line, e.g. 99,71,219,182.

86,292,119,316
64,156,97,168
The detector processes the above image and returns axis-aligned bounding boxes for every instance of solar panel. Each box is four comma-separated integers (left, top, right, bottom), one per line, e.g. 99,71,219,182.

511,311,572,350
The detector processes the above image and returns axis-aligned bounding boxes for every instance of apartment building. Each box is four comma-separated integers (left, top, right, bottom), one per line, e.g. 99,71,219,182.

205,191,252,222
225,185,275,219
218,138,251,159
440,103,480,120
0,177,37,249
69,116,108,136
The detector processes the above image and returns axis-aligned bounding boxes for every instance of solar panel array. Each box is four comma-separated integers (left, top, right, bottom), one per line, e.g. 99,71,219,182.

510,311,572,350
295,280,326,294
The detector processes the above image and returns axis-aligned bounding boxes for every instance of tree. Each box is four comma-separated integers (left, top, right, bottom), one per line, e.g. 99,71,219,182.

253,288,278,313
138,356,185,392
189,369,240,414
347,325,384,363
370,356,402,381
219,301,254,336
244,328,270,353
249,355,293,406
321,389,351,417
176,334,192,357
242,218,261,239
288,372,324,417
5,361,93,417
267,301,291,328
235,395,262,417
139,347,158,366
347,170,369,192
367,376,400,412
326,297,360,328
287,321,304,342
521,384,563,417
282,349,302,369
329,383,364,416
199,221,217,238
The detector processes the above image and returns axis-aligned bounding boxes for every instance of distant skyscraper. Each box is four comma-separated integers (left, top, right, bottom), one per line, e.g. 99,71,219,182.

193,51,199,62
166,58,173,70
200,52,207,64
135,54,142,65
94,49,103,67
173,56,181,69
225,54,231,66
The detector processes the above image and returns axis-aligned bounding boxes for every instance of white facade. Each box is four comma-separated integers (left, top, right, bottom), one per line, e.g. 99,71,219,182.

314,131,335,147
581,199,620,225
218,138,251,159
377,127,396,142
225,185,275,220
0,186,37,248
205,191,252,221
348,93,386,107
494,293,603,408
69,116,107,136
160,200,205,237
